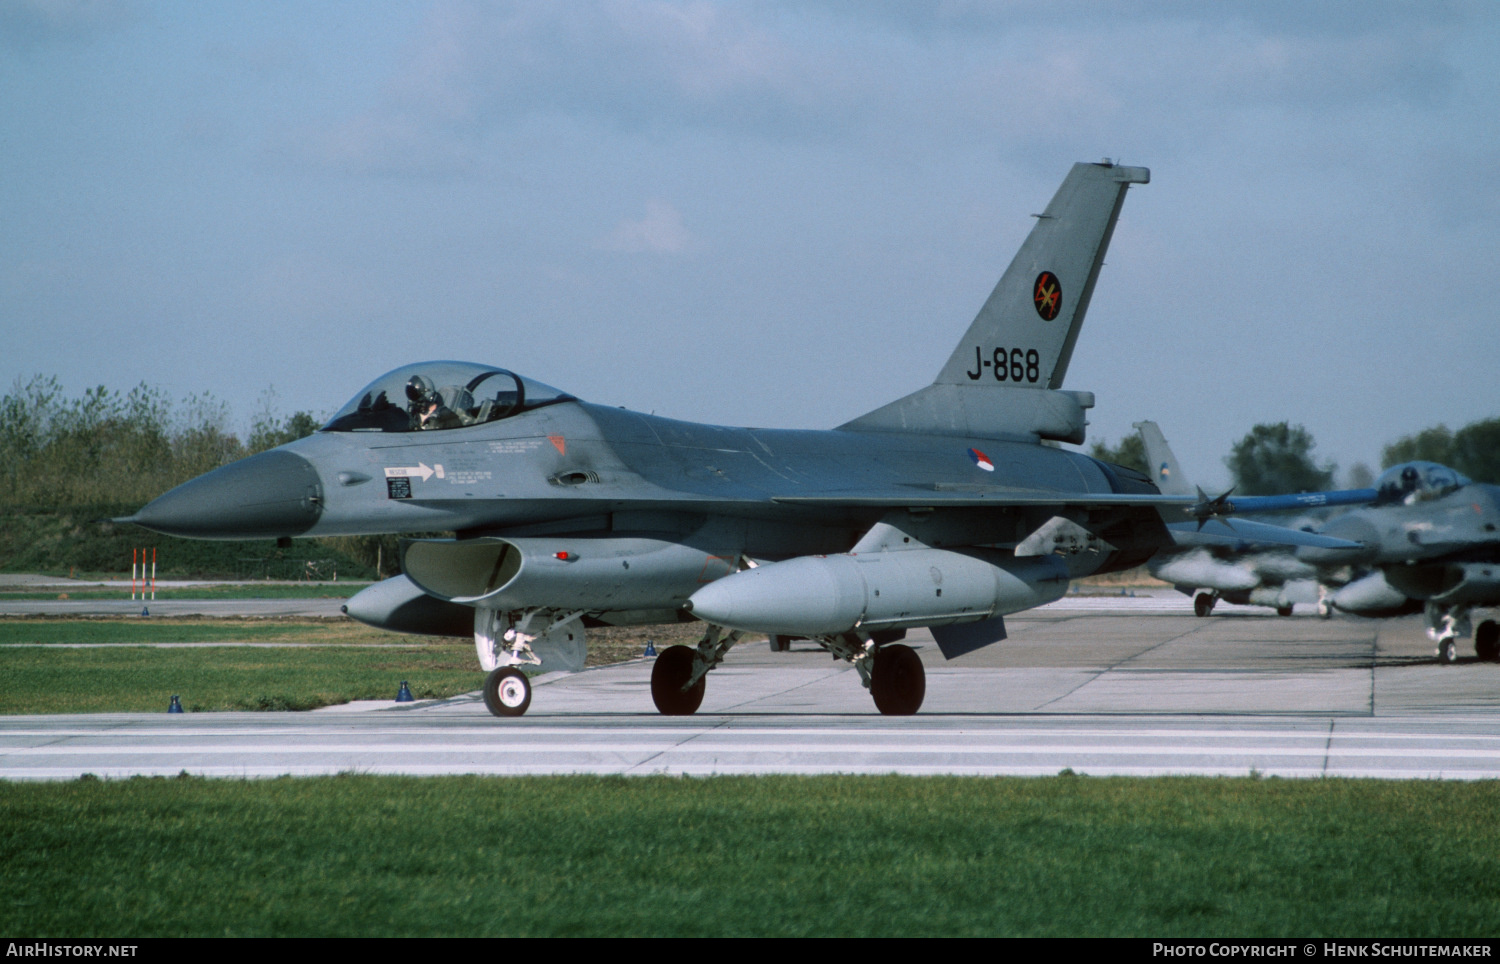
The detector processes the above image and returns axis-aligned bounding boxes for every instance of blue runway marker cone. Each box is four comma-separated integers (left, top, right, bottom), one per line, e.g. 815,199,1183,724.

141,607,149,616
644,639,656,657
168,695,183,714
395,680,414,702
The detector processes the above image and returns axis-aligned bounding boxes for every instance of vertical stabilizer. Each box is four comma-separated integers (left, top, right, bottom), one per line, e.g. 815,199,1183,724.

841,161,1147,444
1135,420,1193,496
935,161,1148,389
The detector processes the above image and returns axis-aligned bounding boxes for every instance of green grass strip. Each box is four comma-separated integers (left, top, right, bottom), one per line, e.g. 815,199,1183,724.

1,774,1497,937
0,583,365,601
0,642,481,712
0,617,399,646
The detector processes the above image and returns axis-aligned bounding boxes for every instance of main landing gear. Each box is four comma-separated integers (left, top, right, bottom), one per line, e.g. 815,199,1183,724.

650,645,706,715
1476,621,1500,662
649,627,928,716
650,625,741,716
1194,592,1216,618
870,644,925,716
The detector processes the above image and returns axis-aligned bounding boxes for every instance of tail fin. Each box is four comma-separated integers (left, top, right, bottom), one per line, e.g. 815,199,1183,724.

1134,420,1193,495
842,161,1148,444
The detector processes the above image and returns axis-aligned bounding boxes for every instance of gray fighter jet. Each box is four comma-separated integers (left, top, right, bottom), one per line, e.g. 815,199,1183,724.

123,161,1354,716
1299,463,1500,663
1138,422,1499,662
1136,420,1371,618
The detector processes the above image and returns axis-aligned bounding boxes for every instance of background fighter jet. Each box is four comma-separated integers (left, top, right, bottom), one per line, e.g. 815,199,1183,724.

1138,422,1500,663
124,161,1353,717
1136,420,1377,618
1298,463,1500,663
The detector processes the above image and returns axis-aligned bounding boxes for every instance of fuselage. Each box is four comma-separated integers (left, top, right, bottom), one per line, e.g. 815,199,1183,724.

130,396,1162,574
1301,483,1500,569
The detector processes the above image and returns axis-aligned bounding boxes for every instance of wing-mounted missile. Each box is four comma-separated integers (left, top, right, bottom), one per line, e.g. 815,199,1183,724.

1188,487,1378,525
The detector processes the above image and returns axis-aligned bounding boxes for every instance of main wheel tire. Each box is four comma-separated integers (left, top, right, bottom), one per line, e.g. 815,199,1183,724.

1476,621,1499,662
1438,637,1458,664
651,645,705,715
483,667,531,717
871,644,926,716
1276,605,1294,617
768,634,791,652
1194,593,1215,618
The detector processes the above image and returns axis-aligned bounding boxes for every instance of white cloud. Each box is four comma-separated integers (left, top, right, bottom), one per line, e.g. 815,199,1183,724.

603,199,692,254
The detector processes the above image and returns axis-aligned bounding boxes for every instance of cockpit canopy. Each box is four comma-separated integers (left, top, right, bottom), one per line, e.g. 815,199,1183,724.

322,362,576,433
1374,461,1471,504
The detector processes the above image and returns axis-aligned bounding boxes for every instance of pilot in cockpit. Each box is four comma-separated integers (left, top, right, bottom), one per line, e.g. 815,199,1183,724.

407,375,475,430
1375,462,1468,505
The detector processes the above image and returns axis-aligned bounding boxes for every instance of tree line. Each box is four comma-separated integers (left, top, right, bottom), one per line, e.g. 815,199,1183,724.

1090,417,1500,495
0,375,319,509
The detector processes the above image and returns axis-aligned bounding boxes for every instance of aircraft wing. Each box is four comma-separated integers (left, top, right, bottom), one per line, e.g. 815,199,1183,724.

1166,519,1361,551
771,487,1202,509
771,488,1361,550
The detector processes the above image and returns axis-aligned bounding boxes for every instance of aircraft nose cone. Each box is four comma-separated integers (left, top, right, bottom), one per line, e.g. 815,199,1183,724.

1297,514,1378,566
129,450,324,539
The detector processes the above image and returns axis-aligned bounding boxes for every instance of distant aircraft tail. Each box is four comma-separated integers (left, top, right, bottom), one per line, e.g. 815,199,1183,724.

1134,420,1193,496
841,161,1148,444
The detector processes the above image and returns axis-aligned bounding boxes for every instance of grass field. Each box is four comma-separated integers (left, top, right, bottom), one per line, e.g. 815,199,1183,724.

0,617,685,712
0,639,483,712
0,583,366,601
2,774,1497,937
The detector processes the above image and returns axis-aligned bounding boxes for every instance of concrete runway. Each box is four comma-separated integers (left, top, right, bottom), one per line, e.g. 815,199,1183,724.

5,593,1500,780
0,574,350,618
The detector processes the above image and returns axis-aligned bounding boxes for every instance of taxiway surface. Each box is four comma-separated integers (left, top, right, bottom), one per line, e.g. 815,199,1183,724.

4,594,1499,781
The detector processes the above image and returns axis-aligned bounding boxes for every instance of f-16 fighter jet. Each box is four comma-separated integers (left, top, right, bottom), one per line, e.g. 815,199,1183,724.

1136,422,1499,664
124,161,1354,715
1298,462,1500,663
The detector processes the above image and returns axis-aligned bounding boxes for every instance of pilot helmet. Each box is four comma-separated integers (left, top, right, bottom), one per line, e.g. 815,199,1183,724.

405,375,437,407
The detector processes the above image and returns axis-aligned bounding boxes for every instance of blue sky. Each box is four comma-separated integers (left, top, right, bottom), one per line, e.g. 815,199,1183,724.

4,1,1498,489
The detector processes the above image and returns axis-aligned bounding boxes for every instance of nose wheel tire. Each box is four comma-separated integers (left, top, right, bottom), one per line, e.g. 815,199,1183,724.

871,644,926,716
1437,637,1458,665
484,667,532,717
1194,593,1216,618
651,645,706,715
